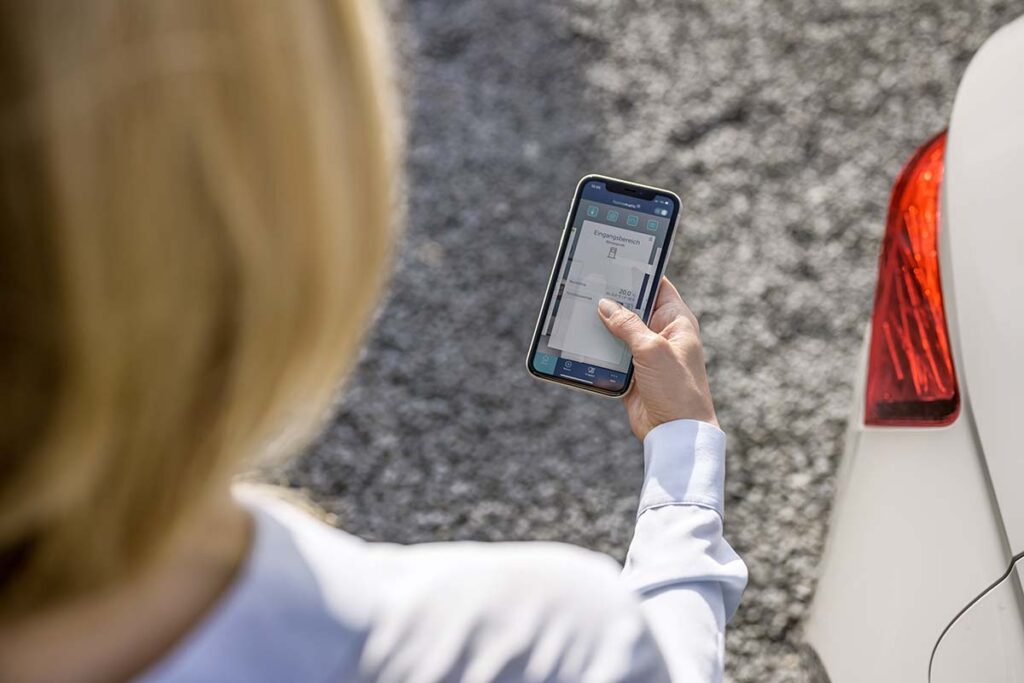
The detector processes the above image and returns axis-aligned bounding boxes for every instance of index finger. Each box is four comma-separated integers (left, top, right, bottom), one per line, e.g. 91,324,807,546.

648,276,697,334
654,276,684,309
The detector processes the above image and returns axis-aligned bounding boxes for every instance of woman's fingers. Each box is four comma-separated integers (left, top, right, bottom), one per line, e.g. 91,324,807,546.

599,279,718,437
654,276,684,309
649,277,699,335
599,276,700,353
598,298,658,351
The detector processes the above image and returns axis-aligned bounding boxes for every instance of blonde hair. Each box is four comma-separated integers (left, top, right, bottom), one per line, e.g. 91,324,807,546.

0,0,398,615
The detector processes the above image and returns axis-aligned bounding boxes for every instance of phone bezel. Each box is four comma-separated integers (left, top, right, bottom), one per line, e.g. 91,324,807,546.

525,173,681,398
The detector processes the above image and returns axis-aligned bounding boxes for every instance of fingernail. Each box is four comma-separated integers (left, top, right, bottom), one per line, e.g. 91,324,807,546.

598,298,618,317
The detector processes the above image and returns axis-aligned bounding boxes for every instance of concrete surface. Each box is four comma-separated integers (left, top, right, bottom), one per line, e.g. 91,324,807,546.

264,1,1022,680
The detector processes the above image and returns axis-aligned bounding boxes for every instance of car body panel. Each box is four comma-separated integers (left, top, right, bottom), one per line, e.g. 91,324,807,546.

943,15,1024,555
804,335,1008,681
930,556,1024,683
805,14,1024,680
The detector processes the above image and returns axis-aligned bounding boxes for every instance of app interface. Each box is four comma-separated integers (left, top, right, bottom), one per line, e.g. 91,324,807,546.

532,180,675,391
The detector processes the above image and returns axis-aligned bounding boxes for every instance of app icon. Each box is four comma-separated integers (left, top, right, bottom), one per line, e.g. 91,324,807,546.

586,205,599,218
626,214,639,227
586,366,596,375
563,360,573,369
607,210,619,222
646,219,659,231
532,352,558,374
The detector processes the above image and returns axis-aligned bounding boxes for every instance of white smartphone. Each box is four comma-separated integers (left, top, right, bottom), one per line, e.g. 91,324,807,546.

526,174,681,397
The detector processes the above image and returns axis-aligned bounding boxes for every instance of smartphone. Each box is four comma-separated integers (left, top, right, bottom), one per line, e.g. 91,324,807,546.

526,174,681,397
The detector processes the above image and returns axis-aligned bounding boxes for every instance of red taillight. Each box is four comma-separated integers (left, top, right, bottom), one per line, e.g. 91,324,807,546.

865,131,959,426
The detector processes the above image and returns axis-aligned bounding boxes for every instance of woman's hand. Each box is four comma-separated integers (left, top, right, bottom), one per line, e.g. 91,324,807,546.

598,277,718,440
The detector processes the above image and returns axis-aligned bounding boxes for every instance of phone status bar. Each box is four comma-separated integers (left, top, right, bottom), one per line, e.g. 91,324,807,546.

581,181,674,217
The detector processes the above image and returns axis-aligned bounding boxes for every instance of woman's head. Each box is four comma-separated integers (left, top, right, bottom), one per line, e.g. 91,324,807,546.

0,0,398,615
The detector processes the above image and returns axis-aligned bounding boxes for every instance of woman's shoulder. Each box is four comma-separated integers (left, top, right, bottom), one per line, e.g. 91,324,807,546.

244,485,633,618
235,487,671,682
139,486,376,682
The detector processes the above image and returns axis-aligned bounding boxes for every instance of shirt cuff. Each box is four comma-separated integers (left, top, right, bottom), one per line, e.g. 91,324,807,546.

638,419,726,520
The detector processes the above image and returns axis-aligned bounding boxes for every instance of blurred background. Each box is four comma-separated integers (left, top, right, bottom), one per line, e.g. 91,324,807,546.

259,1,1022,680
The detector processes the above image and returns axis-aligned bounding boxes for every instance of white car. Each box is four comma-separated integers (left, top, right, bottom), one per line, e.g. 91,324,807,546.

802,14,1024,683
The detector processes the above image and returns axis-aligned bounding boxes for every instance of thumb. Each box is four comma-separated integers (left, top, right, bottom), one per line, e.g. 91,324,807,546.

598,298,657,350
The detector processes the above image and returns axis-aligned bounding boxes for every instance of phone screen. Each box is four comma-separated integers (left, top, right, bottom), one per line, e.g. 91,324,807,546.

528,176,679,395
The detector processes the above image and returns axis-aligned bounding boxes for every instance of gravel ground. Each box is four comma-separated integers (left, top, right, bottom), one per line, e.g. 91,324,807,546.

262,2,1023,680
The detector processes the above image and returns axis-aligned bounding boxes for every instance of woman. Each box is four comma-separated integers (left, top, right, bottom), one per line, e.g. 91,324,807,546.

0,1,746,681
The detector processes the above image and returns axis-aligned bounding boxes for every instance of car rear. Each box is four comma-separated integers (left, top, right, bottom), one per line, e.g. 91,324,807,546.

803,13,1024,681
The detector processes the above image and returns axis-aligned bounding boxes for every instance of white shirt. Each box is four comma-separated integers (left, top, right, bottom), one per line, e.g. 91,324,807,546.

138,419,747,683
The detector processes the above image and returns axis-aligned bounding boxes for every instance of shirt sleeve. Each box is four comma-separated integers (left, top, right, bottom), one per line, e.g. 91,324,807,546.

620,419,748,683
